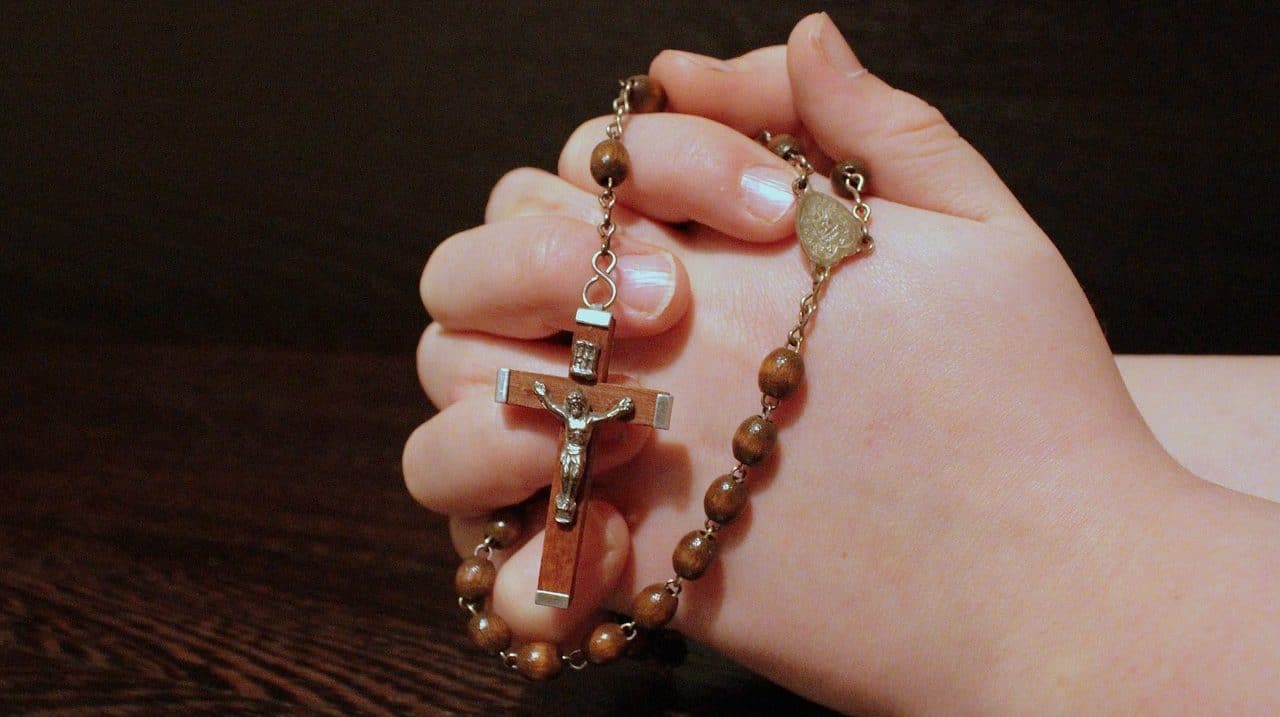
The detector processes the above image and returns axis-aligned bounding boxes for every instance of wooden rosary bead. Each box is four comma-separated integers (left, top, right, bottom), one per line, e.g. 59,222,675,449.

766,133,802,160
758,347,804,398
590,139,630,187
484,508,522,549
704,474,748,524
632,583,678,630
832,159,868,198
672,530,718,580
515,641,563,680
466,612,511,653
454,556,496,600
732,415,777,466
625,74,666,113
586,622,628,664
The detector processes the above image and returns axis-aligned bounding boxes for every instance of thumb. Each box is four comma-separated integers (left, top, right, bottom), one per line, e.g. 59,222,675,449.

788,13,1037,232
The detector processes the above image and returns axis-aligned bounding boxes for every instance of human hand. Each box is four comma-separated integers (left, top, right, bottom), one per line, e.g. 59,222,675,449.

406,13,1280,714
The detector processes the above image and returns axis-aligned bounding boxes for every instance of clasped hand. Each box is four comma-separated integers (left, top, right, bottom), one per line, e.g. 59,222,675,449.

403,14,1280,715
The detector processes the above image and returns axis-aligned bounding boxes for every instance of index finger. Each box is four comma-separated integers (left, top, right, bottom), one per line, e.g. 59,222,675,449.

558,113,800,243
650,46,799,138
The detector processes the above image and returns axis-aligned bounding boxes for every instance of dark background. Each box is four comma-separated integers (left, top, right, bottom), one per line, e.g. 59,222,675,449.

3,2,1277,354
1,3,1276,716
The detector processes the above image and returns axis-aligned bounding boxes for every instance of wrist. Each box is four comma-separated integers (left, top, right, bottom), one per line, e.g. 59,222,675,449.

691,408,1184,714
967,441,1280,715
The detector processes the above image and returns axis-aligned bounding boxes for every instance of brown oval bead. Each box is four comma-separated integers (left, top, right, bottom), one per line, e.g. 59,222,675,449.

516,641,562,680
732,415,777,466
484,508,522,549
454,556,496,600
832,158,869,197
466,612,511,653
586,622,628,664
758,347,805,399
632,583,678,630
766,133,801,159
704,474,748,524
590,139,630,187
672,530,718,580
625,74,667,113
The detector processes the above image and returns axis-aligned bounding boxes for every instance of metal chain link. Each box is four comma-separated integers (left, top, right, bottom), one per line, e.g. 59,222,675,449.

564,649,590,670
760,393,780,416
786,265,832,352
663,577,683,597
839,169,876,254
789,153,815,195
457,596,480,616
581,80,635,309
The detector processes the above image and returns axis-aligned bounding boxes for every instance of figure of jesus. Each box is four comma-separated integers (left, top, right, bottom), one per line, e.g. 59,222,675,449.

531,380,634,525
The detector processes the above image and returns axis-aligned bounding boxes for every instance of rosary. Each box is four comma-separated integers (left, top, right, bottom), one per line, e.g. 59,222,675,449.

454,75,874,679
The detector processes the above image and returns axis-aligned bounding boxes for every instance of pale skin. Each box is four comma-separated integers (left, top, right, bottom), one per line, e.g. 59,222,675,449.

404,14,1280,716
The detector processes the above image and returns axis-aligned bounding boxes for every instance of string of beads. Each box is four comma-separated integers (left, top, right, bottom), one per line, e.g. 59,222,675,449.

453,75,870,680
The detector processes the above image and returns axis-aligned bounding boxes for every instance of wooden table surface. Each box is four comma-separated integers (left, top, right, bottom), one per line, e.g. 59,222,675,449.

0,343,840,716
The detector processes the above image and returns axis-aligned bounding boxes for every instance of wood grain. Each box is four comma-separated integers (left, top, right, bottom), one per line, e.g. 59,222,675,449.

499,313,673,607
0,343,838,716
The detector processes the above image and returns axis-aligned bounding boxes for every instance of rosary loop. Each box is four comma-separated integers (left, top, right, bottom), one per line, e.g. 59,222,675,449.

453,76,873,680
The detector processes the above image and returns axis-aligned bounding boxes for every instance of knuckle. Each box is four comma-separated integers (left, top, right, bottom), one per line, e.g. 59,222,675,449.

882,89,961,156
669,115,732,173
419,256,439,318
650,48,689,76
420,236,458,321
672,132,720,176
526,216,592,281
486,167,558,221
402,422,441,510
416,323,444,404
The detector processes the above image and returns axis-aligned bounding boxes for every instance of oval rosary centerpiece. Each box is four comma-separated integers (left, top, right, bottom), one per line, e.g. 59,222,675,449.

796,189,866,269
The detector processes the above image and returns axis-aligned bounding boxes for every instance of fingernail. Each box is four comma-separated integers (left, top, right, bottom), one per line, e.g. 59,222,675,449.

740,165,796,224
811,13,865,77
618,253,677,318
670,50,733,71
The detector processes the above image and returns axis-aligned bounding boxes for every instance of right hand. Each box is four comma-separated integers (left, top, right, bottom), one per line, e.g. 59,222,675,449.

405,14,1280,714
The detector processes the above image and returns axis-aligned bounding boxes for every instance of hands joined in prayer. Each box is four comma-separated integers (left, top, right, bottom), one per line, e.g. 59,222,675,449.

404,14,1280,714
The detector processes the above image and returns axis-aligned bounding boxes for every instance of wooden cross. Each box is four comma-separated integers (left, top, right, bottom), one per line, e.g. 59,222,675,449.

495,307,673,608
